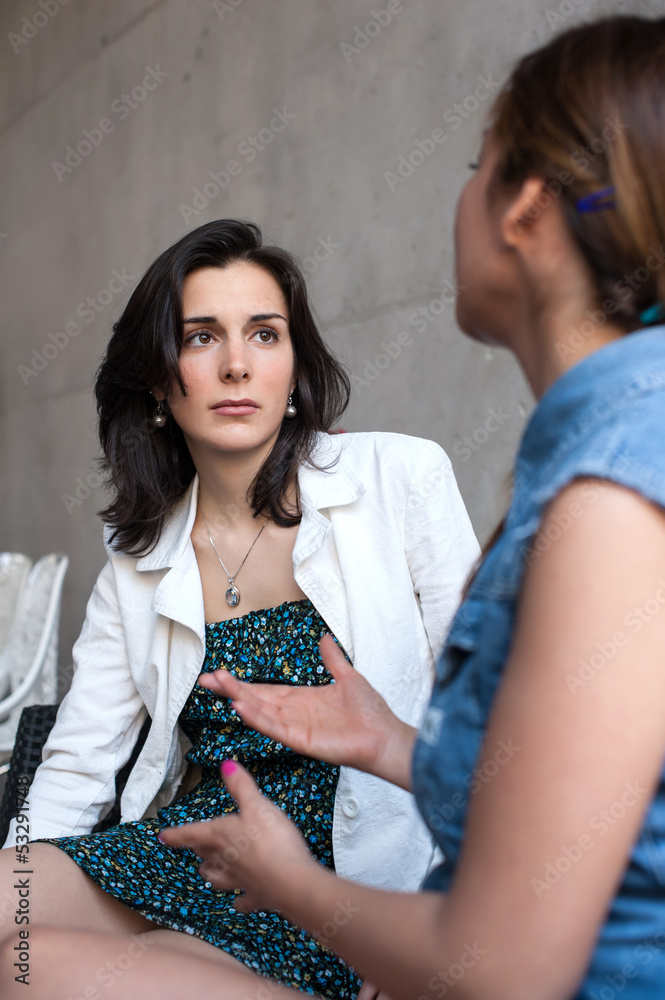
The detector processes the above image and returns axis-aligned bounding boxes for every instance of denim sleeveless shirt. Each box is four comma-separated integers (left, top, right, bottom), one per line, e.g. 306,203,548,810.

413,327,665,999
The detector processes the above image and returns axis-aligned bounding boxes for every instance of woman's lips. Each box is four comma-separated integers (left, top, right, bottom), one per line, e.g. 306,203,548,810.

211,399,259,416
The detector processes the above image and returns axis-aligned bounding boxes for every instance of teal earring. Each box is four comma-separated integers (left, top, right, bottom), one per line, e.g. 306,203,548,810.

639,303,665,327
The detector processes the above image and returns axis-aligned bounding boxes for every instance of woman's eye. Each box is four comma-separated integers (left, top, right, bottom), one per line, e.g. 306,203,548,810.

253,328,278,343
186,330,214,346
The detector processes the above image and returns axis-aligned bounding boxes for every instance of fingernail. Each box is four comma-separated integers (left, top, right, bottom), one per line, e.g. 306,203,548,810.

157,832,167,843
220,760,238,776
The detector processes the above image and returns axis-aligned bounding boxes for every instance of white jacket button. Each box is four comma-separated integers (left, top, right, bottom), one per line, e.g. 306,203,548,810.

342,796,359,818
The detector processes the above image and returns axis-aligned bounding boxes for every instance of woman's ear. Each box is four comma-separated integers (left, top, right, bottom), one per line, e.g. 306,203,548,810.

500,177,552,247
151,389,166,402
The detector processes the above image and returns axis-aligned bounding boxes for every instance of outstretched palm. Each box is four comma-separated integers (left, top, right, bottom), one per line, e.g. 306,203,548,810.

198,634,405,779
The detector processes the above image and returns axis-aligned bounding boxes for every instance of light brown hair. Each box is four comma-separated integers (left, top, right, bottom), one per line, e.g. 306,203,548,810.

463,15,665,591
489,15,665,328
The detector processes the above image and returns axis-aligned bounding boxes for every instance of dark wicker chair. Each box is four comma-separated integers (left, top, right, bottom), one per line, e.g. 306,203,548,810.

0,704,150,845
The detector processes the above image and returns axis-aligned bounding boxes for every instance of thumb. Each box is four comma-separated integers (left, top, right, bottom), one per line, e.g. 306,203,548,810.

319,634,354,681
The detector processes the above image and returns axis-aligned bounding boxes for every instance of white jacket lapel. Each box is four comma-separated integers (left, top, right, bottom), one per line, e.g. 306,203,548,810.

134,477,205,644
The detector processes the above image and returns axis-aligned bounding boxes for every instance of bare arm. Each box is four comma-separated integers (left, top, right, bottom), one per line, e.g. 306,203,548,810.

166,481,665,1000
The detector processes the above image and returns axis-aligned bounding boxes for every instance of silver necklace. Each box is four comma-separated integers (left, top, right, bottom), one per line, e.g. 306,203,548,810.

200,507,270,608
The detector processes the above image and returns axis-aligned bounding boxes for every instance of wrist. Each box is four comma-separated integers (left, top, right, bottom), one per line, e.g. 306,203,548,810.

372,717,417,790
277,861,338,931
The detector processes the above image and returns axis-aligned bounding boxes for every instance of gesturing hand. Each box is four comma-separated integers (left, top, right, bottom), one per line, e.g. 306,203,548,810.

198,634,413,784
159,760,316,914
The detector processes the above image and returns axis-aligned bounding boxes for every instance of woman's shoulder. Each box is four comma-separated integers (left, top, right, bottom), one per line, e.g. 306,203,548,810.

306,431,455,504
318,429,451,467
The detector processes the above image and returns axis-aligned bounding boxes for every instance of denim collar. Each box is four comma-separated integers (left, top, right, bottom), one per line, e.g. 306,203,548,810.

515,326,665,491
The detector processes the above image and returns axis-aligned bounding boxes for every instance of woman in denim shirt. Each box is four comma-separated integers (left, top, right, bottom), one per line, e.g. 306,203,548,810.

5,13,665,1000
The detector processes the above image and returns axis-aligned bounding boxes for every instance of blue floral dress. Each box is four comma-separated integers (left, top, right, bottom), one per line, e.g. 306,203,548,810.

41,599,361,998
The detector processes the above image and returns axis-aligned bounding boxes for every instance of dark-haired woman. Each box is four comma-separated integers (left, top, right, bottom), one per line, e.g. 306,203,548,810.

0,221,478,997
7,12,665,1000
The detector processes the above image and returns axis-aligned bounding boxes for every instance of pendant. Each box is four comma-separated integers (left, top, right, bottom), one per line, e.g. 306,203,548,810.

225,585,240,608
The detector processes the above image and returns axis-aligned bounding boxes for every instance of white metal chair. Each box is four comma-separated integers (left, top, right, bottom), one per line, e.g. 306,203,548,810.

0,553,69,754
0,554,33,695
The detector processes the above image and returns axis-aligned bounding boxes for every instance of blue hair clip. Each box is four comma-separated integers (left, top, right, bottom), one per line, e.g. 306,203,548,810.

639,303,665,327
576,186,616,214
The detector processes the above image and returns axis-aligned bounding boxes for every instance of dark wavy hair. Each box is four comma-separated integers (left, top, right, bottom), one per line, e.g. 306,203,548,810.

95,220,350,555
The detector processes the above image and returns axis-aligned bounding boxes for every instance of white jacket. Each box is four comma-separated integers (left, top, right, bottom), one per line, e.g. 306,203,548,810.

6,432,479,890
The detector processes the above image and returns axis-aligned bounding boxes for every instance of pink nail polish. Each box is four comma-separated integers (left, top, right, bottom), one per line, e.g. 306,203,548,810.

220,760,238,776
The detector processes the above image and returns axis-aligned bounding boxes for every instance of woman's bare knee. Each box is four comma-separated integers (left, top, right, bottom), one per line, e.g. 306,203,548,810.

142,926,252,971
0,927,315,999
0,843,152,935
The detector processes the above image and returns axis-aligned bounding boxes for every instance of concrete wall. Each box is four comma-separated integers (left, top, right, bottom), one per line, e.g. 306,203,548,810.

1,0,661,683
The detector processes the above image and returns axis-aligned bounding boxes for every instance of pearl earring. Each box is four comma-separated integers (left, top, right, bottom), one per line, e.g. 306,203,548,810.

285,394,297,419
152,399,168,427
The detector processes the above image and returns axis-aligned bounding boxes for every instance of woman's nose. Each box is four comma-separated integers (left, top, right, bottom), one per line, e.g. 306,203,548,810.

220,340,250,381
